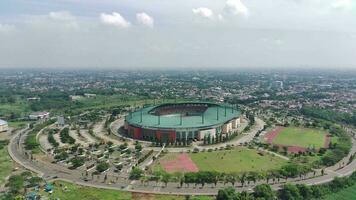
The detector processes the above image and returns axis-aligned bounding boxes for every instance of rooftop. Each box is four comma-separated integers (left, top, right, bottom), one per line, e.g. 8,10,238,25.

0,119,8,126
126,102,240,129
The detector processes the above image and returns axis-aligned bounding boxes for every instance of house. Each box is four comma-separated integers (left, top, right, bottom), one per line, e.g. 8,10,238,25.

29,112,50,120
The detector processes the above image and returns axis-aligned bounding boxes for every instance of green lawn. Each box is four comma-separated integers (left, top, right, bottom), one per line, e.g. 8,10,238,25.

272,127,326,148
39,181,212,200
189,147,288,173
0,102,30,118
0,147,12,185
8,121,32,129
324,184,356,200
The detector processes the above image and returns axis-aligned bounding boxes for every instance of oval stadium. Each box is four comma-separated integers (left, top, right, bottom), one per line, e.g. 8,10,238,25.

123,102,241,143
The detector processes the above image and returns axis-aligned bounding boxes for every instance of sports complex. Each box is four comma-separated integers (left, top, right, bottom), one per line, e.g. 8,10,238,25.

124,102,241,143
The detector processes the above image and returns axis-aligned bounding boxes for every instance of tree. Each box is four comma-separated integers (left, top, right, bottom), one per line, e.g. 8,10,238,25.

216,187,237,200
6,175,24,195
296,184,313,199
162,173,171,187
254,184,275,200
96,162,110,173
129,167,143,180
70,157,85,169
278,184,302,200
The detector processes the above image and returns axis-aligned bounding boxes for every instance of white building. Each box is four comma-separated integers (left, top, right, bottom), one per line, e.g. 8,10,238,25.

29,112,50,120
0,120,9,132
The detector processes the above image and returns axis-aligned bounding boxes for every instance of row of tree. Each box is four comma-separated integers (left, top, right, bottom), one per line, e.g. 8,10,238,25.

130,163,312,188
217,171,356,200
59,127,75,144
25,119,56,151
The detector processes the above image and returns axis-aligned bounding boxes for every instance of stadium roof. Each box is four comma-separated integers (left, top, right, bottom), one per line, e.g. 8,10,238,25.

0,119,8,126
126,102,240,129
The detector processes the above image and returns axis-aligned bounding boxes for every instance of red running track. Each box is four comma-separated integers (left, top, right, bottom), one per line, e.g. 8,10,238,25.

161,153,199,173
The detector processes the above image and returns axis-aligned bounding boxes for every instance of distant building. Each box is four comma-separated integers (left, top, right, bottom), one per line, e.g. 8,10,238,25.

26,97,41,101
0,119,9,132
70,95,83,101
57,116,65,126
29,112,50,120
84,93,96,98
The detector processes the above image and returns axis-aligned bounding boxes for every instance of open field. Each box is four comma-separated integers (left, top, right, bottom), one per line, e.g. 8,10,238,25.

323,184,356,200
155,147,288,173
8,121,32,129
190,147,288,173
266,127,328,149
38,181,212,200
0,102,30,118
0,147,12,185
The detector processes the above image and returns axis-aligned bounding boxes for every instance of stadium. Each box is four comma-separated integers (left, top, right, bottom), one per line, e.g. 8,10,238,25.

123,102,241,143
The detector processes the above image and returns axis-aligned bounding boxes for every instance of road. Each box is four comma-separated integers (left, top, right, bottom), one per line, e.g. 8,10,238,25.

6,118,356,196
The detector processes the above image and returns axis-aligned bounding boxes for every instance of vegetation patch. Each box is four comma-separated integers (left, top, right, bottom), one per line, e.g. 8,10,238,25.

0,144,12,185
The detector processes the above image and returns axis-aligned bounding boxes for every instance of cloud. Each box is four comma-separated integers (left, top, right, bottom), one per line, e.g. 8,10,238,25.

0,24,15,32
136,12,154,28
224,0,249,17
331,0,353,11
192,7,214,19
100,12,131,28
49,11,75,21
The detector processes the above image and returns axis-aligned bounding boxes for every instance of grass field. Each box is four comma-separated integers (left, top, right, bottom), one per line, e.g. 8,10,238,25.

39,181,212,200
323,184,356,200
190,147,288,173
272,127,327,148
0,102,30,118
156,147,288,173
0,147,12,185
8,121,32,129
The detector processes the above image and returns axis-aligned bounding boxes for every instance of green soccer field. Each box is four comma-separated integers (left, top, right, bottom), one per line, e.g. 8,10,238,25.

272,127,327,148
189,147,288,173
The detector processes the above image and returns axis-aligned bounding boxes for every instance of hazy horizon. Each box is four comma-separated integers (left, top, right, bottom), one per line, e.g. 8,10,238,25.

1,0,356,69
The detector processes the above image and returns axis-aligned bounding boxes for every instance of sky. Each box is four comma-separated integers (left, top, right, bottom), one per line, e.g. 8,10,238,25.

0,0,356,69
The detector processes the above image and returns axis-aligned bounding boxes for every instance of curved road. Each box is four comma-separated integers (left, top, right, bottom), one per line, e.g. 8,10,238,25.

7,119,356,196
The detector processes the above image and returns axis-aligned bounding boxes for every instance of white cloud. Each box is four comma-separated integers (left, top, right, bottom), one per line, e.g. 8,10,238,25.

0,24,15,32
49,11,75,21
192,7,214,19
136,12,154,28
224,0,249,17
331,0,353,11
100,12,131,28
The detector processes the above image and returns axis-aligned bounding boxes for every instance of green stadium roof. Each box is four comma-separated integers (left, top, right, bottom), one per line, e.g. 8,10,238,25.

125,102,240,130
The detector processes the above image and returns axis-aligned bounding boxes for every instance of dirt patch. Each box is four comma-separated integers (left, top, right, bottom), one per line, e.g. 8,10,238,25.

287,146,307,153
161,153,199,173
